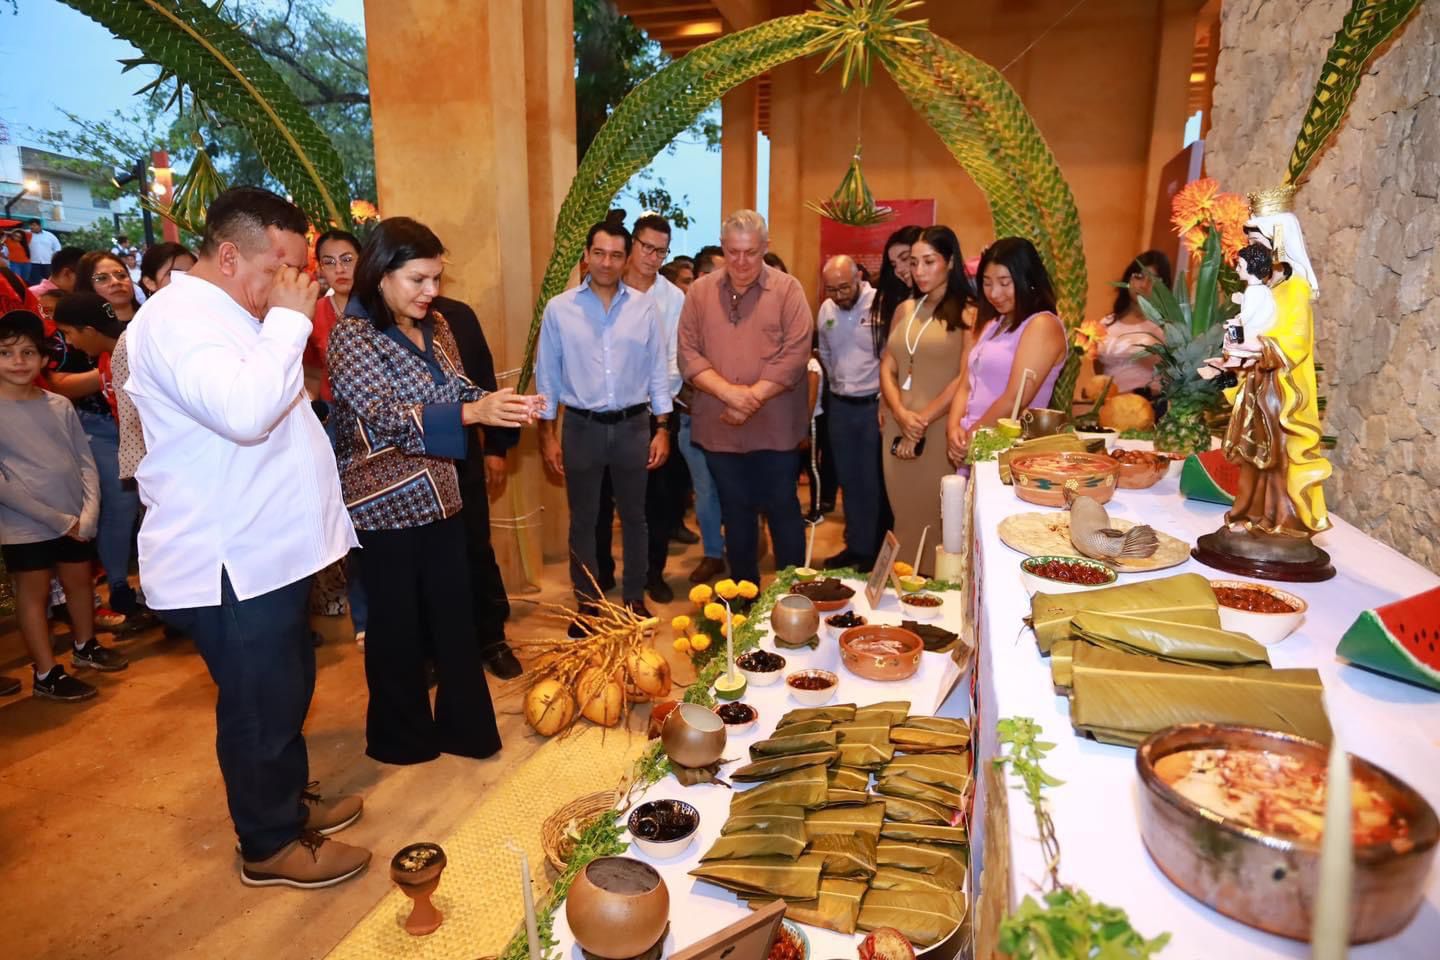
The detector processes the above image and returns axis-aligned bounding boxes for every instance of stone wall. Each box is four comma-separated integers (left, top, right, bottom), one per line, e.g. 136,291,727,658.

1207,0,1440,572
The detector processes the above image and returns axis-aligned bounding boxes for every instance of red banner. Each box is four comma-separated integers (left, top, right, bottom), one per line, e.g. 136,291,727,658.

817,198,936,288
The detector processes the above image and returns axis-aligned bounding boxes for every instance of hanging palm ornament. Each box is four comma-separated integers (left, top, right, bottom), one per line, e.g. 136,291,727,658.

806,144,894,226
141,132,229,235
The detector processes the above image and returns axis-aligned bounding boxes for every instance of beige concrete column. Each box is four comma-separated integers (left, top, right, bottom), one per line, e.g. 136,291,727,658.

721,79,759,216
364,0,576,583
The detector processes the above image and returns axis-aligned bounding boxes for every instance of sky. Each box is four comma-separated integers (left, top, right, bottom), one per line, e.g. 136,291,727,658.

0,0,742,253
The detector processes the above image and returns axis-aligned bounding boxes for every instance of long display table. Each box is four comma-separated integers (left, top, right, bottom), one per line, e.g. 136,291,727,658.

970,455,1440,957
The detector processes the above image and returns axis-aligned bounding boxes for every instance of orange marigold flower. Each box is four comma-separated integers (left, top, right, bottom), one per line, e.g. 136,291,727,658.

350,199,380,222
1171,177,1221,234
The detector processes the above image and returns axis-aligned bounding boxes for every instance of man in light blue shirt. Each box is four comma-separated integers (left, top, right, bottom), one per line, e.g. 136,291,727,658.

536,220,672,618
816,255,883,568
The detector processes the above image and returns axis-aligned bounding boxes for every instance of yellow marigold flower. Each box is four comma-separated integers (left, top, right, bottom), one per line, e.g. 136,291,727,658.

704,602,726,621
690,632,712,652
716,582,740,601
737,580,759,599
673,635,693,654
689,584,713,605
893,561,915,577
670,615,691,632
732,614,748,629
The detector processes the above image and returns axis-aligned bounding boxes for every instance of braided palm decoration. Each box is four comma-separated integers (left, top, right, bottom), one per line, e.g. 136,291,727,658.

520,1,1088,401
59,0,352,230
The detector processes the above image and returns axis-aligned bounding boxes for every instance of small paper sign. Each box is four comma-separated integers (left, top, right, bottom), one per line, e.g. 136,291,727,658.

866,531,903,609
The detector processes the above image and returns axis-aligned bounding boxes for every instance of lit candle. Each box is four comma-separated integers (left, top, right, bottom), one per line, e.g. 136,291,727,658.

521,850,540,960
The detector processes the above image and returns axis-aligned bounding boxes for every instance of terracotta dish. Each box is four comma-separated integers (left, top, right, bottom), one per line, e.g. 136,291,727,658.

1010,451,1120,508
660,702,727,769
839,626,924,681
1111,449,1171,489
565,856,671,958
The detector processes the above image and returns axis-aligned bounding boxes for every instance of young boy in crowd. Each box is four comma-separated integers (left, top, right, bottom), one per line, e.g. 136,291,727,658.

0,310,128,700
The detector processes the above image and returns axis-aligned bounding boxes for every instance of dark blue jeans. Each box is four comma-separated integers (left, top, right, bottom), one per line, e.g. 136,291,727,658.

166,571,315,861
703,448,806,584
77,410,141,593
826,395,884,559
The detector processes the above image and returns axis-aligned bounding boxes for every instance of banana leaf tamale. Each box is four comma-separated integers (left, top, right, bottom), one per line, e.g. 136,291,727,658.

876,773,967,810
730,764,830,812
879,821,968,846
808,833,878,878
881,794,953,825
895,716,970,736
731,749,840,782
876,840,969,874
1051,638,1076,692
747,877,867,935
890,726,970,752
701,821,808,861
869,864,964,895
723,806,805,835
779,704,856,727
1070,610,1269,666
857,889,966,947
690,852,824,899
749,730,838,759
838,741,895,769
833,721,895,746
804,801,886,840
822,788,872,806
828,766,872,792
1067,643,1332,746
882,755,972,795
772,719,834,737
855,701,911,724
1029,573,1221,652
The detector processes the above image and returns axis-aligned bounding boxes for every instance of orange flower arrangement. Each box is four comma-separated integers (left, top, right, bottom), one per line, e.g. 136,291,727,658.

350,199,381,223
1072,318,1106,357
1171,177,1248,259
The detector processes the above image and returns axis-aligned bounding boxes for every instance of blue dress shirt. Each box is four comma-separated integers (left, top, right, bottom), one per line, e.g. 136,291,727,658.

535,276,673,419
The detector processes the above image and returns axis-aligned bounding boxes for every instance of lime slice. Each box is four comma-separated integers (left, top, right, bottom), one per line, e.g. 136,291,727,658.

996,418,1023,439
713,672,749,701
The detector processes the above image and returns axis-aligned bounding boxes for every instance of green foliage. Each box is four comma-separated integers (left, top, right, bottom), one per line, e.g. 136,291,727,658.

1137,228,1233,411
58,0,353,229
64,214,151,252
806,148,895,226
999,889,1172,960
1287,0,1424,184
630,186,692,230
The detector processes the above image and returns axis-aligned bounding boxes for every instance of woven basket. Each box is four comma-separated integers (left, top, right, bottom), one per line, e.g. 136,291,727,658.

541,790,620,874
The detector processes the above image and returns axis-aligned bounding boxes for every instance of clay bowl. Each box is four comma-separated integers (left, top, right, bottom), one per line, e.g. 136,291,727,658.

1019,406,1070,439
789,579,856,613
1136,724,1438,943
565,856,670,959
1010,451,1120,508
389,842,447,887
660,702,727,769
839,625,924,682
1112,450,1170,489
771,593,821,645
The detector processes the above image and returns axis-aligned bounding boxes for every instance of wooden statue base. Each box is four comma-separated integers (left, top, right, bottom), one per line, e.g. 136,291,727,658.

1192,527,1335,582
581,923,669,960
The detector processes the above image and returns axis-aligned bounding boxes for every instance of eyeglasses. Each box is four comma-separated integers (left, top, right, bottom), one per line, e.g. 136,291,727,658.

320,254,356,267
635,238,670,259
91,272,129,284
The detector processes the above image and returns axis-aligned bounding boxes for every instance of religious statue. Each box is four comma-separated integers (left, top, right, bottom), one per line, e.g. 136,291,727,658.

1193,185,1335,581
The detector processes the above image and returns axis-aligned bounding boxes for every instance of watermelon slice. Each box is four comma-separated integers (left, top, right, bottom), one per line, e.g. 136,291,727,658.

1336,587,1440,693
1180,447,1238,505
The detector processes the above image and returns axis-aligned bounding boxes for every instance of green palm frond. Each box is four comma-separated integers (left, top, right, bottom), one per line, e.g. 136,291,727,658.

805,147,895,226
807,0,928,88
142,133,229,235
60,0,351,229
1287,0,1423,183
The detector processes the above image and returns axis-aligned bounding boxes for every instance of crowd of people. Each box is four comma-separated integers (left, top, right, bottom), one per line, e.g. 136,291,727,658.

1,184,1174,890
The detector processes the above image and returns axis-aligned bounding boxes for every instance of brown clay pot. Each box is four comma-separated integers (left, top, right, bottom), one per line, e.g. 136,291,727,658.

660,702,727,769
389,843,447,936
770,594,820,646
839,625,924,681
565,856,670,958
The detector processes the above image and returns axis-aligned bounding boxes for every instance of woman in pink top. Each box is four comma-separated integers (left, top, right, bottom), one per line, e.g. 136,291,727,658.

945,237,1068,464
1094,249,1171,397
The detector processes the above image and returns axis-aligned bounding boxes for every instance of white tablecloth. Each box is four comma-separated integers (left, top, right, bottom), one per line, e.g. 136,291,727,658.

552,584,971,957
971,458,1440,957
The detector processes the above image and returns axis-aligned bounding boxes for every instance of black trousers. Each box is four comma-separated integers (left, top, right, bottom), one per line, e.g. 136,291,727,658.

597,419,684,584
459,475,511,648
169,571,314,861
357,515,501,765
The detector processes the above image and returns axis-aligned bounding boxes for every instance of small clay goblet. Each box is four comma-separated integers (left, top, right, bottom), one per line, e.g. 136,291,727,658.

390,842,447,936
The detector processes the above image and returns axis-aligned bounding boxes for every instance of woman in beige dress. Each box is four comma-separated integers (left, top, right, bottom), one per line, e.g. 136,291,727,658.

879,226,975,575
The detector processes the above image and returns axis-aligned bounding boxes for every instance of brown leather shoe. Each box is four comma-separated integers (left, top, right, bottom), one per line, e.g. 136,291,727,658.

688,556,726,584
303,785,363,836
240,832,371,889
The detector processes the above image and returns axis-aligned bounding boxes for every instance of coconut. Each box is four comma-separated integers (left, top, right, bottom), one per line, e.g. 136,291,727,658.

1098,392,1155,432
524,679,576,737
576,666,626,727
626,648,673,701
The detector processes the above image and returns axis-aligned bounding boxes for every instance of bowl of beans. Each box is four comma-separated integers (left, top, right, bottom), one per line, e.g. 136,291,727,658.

1019,555,1118,595
1111,448,1173,489
1209,579,1307,646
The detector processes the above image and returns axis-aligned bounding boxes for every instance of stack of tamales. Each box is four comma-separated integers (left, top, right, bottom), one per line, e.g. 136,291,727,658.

690,702,971,946
1030,573,1331,746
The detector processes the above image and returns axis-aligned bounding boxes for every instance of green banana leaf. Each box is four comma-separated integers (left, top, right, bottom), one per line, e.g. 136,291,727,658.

882,755,972,796
747,877,867,935
730,764,830,813
876,840,969,874
876,773,966,811
1067,644,1332,746
828,767,872,792
804,801,887,841
879,821,968,846
731,750,840,782
881,795,954,825
858,889,966,947
869,864,964,895
855,701,912,724
891,726,970,752
1070,610,1269,667
838,741,896,769
722,806,806,836
835,721,896,746
750,730,838,759
1029,573,1221,652
701,822,809,861
895,716,970,736
689,852,824,900
780,704,857,727
823,788,873,807
773,719,835,737
1051,638,1076,692
808,833,878,878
